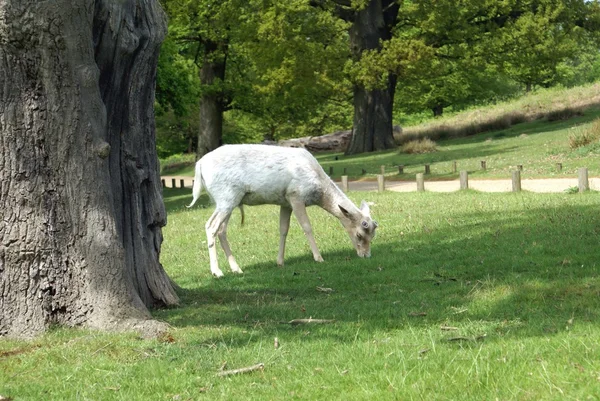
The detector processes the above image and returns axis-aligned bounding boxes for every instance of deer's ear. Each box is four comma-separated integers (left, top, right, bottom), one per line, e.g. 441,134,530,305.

338,205,353,219
360,200,370,215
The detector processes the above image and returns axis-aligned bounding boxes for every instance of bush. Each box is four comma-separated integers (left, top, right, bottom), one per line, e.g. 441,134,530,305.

568,118,600,149
401,138,438,154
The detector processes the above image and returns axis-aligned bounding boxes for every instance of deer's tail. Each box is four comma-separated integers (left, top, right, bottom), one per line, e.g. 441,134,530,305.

187,161,203,208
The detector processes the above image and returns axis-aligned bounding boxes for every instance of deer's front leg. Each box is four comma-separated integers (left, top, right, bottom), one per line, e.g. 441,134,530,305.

277,206,292,266
290,200,324,263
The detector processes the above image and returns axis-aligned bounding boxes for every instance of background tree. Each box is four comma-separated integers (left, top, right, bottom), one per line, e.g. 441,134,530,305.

351,0,600,120
310,0,400,154
161,0,254,159
232,0,352,141
0,0,177,337
161,0,352,151
495,5,586,92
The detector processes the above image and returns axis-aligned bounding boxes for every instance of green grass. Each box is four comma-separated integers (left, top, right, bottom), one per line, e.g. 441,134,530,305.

3,188,600,400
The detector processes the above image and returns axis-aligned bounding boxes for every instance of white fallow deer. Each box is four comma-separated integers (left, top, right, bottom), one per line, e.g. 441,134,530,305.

187,144,378,278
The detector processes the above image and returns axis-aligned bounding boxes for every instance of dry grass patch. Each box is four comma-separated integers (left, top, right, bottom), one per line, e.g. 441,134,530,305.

401,138,438,154
568,118,600,149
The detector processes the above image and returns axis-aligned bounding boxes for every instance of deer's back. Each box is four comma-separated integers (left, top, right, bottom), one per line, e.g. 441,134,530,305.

201,145,326,207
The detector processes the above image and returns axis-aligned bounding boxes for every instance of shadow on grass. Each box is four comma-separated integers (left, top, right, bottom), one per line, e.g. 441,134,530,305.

157,190,600,348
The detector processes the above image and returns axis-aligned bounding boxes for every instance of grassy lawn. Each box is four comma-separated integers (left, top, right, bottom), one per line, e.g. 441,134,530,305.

2,188,600,400
163,108,600,182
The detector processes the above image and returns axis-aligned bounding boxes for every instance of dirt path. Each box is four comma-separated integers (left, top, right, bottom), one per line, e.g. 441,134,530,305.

161,175,599,193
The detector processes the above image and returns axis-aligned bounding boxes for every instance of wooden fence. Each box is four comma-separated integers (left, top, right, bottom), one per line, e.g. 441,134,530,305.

162,160,595,194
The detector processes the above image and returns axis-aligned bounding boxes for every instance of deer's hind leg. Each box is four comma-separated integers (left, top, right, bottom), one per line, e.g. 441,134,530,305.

205,209,233,278
217,214,243,274
277,206,292,266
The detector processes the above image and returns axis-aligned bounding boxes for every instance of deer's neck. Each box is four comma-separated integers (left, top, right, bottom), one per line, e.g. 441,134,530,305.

320,178,359,220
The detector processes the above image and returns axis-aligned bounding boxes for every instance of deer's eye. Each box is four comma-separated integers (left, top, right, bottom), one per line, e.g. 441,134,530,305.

361,221,369,229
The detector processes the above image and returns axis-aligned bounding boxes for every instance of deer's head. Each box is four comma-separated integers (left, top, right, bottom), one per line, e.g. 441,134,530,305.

339,200,378,258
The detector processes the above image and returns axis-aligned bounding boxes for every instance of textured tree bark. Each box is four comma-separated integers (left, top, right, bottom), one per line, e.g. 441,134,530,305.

196,41,227,159
345,0,399,155
0,0,177,338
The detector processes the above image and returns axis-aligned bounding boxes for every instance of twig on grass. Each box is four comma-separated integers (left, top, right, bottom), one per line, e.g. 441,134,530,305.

288,318,335,326
216,363,264,377
446,334,487,342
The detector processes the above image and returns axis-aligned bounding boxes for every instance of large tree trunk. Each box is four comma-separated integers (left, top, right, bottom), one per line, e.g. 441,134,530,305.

0,0,177,338
196,41,227,159
345,0,399,155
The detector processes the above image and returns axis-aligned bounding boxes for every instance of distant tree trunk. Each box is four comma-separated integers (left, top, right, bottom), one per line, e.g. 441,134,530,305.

344,0,399,155
197,41,227,159
263,125,277,142
0,0,178,338
432,104,444,117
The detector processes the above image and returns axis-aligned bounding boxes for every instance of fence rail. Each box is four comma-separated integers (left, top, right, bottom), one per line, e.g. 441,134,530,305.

162,160,597,194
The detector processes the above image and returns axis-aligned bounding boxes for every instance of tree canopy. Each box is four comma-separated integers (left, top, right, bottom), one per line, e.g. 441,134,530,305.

156,0,600,155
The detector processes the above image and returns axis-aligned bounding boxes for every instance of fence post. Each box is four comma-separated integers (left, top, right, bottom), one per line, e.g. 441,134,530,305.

578,167,589,192
361,168,367,175
452,161,457,173
480,160,487,170
416,173,425,192
398,165,404,174
341,175,349,192
329,166,334,176
512,170,521,192
171,178,176,188
161,179,166,188
343,167,347,175
459,171,468,190
180,179,185,189
556,163,562,172
377,174,385,192
424,164,431,175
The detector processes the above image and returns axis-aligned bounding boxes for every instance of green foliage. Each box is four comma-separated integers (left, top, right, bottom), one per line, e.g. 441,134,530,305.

155,35,200,118
155,104,201,158
159,152,196,175
495,6,582,89
231,1,353,139
155,27,201,158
